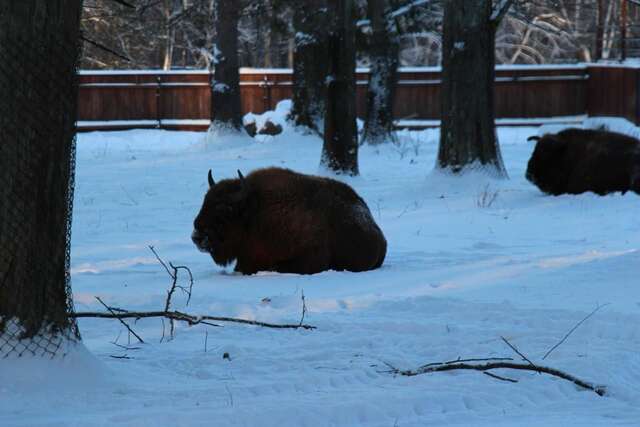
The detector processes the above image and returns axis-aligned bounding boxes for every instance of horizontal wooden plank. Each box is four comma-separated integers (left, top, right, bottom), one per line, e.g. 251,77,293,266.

77,66,635,128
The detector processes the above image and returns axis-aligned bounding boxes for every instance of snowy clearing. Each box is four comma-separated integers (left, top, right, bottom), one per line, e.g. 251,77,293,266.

1,116,639,426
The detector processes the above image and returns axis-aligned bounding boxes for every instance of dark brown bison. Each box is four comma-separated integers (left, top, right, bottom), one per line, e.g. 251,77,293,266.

192,167,387,274
525,128,640,196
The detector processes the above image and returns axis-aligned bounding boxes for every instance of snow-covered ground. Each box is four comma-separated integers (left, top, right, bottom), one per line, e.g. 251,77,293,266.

2,113,640,426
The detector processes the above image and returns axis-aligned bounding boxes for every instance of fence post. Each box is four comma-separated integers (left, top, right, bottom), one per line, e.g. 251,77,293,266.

260,74,272,112
635,68,640,125
156,75,162,129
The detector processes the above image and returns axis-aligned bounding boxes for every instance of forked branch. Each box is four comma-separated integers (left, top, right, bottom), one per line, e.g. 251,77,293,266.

385,360,605,396
73,309,315,330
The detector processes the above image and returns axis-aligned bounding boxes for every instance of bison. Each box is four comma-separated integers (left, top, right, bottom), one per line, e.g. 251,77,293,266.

191,167,387,274
525,128,640,196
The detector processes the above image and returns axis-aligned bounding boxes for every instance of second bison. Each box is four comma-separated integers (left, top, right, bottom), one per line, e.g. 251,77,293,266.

192,167,387,275
525,128,640,196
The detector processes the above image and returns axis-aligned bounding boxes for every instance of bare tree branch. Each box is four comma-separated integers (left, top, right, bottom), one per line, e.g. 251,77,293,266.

491,0,516,24
109,0,135,8
80,35,132,62
95,296,144,343
483,371,518,383
386,360,606,396
73,309,316,330
543,303,610,360
500,336,538,372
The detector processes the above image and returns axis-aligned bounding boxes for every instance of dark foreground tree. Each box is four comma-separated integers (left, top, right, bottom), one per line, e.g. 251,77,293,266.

209,0,243,132
288,0,330,133
362,0,399,145
321,0,359,175
0,1,83,356
437,0,512,177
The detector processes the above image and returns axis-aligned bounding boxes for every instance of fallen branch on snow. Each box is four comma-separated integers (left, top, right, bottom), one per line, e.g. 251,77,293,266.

384,360,605,396
73,309,315,330
73,247,315,342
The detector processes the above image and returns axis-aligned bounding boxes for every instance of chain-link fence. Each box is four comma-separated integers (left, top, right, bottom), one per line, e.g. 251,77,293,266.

0,1,82,359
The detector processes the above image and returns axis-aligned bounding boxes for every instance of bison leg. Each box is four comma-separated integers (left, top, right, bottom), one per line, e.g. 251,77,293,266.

234,259,259,275
272,247,332,275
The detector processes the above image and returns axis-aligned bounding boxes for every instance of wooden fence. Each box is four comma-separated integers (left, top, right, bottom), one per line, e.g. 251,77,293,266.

77,65,639,131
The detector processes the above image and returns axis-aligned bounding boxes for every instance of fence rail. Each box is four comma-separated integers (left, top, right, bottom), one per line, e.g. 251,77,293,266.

76,65,638,131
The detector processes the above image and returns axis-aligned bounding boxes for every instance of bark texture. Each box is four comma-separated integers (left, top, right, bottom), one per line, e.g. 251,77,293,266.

437,0,507,177
289,0,330,132
0,1,82,340
321,0,359,175
362,0,399,145
210,0,243,131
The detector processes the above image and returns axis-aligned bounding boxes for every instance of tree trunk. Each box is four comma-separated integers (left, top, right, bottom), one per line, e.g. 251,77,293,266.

321,0,358,175
595,0,604,61
289,0,330,132
620,0,628,61
209,0,243,132
437,0,507,177
362,0,399,145
0,1,82,351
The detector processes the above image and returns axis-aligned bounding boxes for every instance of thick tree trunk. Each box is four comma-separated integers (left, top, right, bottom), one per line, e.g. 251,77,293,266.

0,1,82,346
321,0,358,175
362,0,399,145
620,0,628,61
595,0,604,61
209,0,242,131
289,1,329,132
437,0,507,177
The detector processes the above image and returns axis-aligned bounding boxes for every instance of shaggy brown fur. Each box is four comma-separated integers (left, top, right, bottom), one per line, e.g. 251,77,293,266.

525,128,640,196
192,167,387,274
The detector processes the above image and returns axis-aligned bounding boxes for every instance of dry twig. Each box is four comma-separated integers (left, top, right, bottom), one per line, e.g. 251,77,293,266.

483,371,518,383
501,336,539,373
543,303,610,360
96,296,144,344
298,290,307,327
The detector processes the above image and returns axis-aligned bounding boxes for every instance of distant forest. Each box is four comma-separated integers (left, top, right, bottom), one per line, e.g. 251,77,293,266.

81,0,640,69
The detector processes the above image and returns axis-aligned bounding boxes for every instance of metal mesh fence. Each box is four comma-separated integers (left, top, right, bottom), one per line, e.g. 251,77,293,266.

0,2,82,358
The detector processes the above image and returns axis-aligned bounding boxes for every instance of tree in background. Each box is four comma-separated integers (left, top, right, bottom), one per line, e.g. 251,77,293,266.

362,0,399,145
241,0,293,68
321,0,359,175
437,0,512,177
209,0,243,132
0,1,83,356
288,0,330,132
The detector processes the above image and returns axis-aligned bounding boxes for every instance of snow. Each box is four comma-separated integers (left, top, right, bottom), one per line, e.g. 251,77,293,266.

243,99,290,132
396,115,587,128
2,114,640,426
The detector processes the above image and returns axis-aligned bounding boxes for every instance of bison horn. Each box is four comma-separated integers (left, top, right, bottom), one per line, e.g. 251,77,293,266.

208,169,215,187
527,135,541,142
237,170,245,183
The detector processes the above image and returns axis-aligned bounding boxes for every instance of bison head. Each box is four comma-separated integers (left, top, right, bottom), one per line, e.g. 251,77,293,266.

525,135,569,195
192,169,250,266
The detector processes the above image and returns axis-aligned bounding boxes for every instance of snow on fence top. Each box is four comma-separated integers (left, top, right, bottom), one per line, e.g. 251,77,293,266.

79,64,595,76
